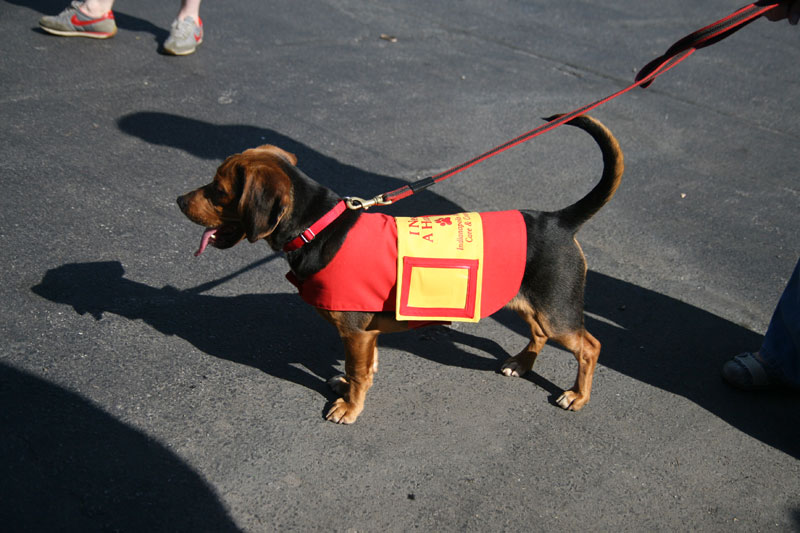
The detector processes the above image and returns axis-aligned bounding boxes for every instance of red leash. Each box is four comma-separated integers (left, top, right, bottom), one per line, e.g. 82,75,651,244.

345,1,780,210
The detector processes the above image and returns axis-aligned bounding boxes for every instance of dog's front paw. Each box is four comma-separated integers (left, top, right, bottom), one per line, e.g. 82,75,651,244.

325,398,362,424
500,355,534,377
326,373,348,396
556,390,589,411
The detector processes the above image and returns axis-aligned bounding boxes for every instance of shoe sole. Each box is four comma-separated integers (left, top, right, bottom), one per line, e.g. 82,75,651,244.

39,24,117,39
163,38,202,56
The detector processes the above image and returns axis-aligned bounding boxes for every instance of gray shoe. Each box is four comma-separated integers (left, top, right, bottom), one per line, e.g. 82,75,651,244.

163,16,203,56
39,1,117,39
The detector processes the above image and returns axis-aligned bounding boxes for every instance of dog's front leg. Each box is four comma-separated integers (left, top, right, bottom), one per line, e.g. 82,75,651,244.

326,329,379,424
318,310,380,424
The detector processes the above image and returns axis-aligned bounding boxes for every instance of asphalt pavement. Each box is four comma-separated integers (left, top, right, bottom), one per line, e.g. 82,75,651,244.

1,0,799,531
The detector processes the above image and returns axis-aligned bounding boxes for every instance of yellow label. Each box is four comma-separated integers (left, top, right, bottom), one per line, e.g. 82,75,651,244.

407,267,470,309
396,213,484,322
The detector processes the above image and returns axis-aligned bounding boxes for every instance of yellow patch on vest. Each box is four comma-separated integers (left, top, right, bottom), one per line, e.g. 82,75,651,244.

396,212,484,322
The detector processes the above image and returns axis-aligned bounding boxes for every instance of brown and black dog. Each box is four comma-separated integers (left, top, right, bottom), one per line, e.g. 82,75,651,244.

177,115,623,424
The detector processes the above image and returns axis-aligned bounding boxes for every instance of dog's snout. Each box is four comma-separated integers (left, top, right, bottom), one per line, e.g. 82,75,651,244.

176,195,187,211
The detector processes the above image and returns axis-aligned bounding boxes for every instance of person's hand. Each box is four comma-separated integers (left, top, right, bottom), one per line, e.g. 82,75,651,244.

765,0,800,24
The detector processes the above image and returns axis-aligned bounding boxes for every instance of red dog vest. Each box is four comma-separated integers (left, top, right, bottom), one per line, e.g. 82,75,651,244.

286,211,527,319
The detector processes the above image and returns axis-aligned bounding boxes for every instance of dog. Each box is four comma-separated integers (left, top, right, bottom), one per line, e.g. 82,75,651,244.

177,114,623,424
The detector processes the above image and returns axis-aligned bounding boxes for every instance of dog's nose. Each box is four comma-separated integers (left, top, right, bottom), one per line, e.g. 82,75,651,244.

176,195,187,210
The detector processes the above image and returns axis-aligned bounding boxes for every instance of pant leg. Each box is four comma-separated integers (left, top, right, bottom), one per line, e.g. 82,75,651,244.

760,258,800,387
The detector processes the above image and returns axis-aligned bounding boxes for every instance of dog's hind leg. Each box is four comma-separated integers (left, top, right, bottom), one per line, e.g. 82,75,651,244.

501,299,550,378
551,328,600,411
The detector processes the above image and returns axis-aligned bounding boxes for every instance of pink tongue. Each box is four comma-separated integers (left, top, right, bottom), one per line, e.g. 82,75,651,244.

195,228,217,257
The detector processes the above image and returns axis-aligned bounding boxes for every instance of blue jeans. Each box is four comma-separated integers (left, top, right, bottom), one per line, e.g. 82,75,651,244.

760,258,800,387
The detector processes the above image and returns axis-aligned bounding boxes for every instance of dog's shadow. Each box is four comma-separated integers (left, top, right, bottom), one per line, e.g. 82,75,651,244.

31,260,503,401
32,261,799,458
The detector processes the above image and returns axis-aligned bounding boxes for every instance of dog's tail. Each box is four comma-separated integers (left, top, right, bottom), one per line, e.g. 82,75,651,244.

550,114,624,232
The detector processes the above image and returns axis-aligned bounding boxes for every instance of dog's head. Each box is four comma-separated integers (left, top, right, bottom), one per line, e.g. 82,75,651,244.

177,145,297,256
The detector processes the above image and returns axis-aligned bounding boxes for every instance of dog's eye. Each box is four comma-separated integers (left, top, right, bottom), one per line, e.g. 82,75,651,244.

204,185,227,200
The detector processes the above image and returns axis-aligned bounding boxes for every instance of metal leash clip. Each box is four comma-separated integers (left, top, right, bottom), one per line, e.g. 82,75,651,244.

344,195,392,210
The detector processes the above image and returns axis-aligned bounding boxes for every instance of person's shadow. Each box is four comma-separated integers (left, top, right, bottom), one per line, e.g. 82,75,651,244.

491,270,800,457
0,361,240,531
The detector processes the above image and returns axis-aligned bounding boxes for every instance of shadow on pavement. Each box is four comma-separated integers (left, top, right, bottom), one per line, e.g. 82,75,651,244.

585,270,800,459
0,362,240,531
492,270,800,457
32,261,799,459
30,261,502,401
117,111,461,217
112,11,169,42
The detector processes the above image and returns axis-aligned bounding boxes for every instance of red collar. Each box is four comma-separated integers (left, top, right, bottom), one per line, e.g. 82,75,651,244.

283,200,347,252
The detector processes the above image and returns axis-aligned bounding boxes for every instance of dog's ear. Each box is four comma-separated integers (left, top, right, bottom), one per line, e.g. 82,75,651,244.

238,162,293,243
243,145,298,166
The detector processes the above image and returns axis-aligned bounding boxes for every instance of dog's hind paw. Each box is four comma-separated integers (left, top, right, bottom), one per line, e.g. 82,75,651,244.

326,374,348,396
325,398,362,424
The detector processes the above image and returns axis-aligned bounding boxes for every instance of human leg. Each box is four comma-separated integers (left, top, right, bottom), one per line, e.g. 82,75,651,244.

79,0,114,17
758,258,800,387
722,258,800,390
176,0,202,22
